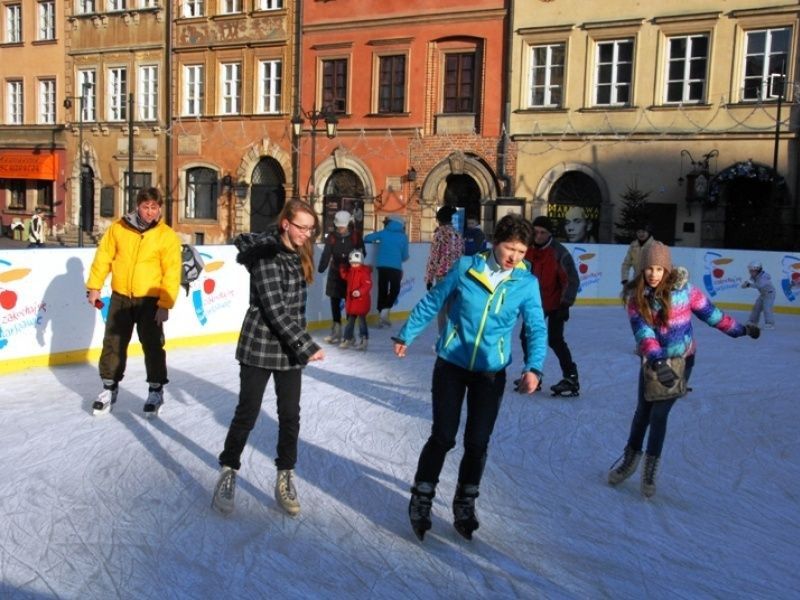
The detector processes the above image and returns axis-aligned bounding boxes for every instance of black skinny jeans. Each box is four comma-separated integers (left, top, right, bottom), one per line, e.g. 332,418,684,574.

414,358,506,488
626,355,695,458
520,310,575,377
219,364,302,471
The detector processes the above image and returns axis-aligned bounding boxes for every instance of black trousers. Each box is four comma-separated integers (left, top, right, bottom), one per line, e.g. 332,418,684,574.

376,267,403,311
520,310,575,378
219,364,302,471
98,292,167,385
414,358,506,488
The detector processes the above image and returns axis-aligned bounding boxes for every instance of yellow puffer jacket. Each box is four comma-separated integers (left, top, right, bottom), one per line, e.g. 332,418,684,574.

86,217,182,309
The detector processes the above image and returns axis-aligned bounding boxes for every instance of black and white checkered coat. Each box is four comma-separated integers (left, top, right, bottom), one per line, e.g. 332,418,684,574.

234,231,321,370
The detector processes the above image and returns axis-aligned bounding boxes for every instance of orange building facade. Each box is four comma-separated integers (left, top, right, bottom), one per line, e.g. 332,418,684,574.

300,0,512,241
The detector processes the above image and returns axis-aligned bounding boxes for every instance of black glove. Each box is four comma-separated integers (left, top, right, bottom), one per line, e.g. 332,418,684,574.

652,359,677,387
621,280,628,286
745,323,761,339
426,282,432,291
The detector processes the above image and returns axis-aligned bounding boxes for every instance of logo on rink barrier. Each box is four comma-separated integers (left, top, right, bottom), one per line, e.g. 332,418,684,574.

779,255,800,302
701,252,741,297
570,246,600,294
188,252,230,326
0,257,36,350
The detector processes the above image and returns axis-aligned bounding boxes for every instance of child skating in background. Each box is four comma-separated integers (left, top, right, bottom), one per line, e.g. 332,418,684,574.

608,242,760,498
741,261,776,330
339,249,372,350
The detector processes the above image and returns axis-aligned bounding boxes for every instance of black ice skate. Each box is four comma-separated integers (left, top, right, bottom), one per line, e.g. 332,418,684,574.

550,374,579,397
409,482,435,541
452,484,480,540
143,386,164,418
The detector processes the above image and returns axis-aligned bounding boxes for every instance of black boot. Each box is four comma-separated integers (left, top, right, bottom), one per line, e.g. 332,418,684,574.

452,484,480,540
550,368,579,397
641,454,660,498
607,445,643,485
409,482,435,541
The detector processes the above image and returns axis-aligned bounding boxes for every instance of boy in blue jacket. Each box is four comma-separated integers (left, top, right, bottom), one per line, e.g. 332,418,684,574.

364,216,409,327
393,214,547,541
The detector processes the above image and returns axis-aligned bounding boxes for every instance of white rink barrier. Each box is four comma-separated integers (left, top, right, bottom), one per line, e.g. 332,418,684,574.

1,242,798,374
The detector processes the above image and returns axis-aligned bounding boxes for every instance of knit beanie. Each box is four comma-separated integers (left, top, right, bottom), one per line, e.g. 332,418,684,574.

641,241,672,273
532,215,553,232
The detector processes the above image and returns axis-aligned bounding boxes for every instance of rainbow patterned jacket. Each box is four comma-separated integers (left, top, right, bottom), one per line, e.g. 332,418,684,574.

628,267,746,362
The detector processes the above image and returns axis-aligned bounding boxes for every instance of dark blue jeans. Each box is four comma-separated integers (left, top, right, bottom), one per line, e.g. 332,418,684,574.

414,358,506,488
219,364,302,471
626,355,695,458
342,314,368,341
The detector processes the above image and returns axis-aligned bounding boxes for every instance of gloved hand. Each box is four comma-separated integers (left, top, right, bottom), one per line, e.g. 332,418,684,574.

651,359,677,387
741,281,751,288
745,323,760,339
557,303,570,321
621,280,628,286
426,282,432,291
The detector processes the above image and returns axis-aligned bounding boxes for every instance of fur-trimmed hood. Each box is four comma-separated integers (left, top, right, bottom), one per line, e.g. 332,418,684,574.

672,266,690,290
234,230,281,269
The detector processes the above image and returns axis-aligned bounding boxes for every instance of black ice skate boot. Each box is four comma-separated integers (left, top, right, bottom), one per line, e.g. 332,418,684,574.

550,372,579,397
409,482,436,541
607,445,643,485
641,454,660,498
452,484,480,540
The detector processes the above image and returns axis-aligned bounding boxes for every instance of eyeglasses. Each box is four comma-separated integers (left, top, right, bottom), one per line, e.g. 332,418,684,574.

288,221,317,235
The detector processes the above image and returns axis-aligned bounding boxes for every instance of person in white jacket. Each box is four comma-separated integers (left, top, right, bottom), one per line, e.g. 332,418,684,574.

620,223,656,286
741,261,776,329
28,208,45,248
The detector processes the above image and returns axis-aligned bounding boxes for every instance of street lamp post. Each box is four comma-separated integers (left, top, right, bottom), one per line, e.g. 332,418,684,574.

291,106,338,207
64,82,90,247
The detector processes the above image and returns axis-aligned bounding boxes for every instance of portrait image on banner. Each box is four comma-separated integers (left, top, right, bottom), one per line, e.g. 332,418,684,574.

549,203,600,244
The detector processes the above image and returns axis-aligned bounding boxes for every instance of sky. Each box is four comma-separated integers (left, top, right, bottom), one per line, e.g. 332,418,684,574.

1,306,798,599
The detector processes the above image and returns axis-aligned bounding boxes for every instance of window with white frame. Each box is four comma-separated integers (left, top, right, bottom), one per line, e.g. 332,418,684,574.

77,0,96,14
220,62,241,115
78,69,97,121
108,0,127,11
742,27,791,101
220,0,241,15
182,64,204,116
138,65,158,121
258,59,282,114
258,0,283,9
5,4,21,43
594,38,633,106
182,0,203,17
665,34,708,104
185,167,218,220
139,0,157,7
529,43,565,107
107,67,127,121
39,79,56,124
7,80,23,124
38,1,55,41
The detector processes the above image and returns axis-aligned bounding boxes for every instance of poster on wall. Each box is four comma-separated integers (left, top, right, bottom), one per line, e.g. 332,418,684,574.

548,203,600,244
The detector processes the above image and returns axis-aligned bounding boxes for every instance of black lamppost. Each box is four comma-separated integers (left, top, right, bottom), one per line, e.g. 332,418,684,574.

291,106,338,207
63,82,90,247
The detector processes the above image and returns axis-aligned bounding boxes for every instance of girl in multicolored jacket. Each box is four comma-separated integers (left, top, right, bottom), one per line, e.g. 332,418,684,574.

607,242,760,498
425,206,464,334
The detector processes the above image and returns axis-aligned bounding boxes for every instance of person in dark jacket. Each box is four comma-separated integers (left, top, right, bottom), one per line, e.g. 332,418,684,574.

212,199,325,517
317,210,363,344
462,218,487,256
364,215,409,328
519,215,581,396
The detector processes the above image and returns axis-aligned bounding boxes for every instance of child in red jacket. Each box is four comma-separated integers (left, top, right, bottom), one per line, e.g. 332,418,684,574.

339,249,372,350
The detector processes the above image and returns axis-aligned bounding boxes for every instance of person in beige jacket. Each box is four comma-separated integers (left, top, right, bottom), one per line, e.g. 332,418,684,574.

620,223,656,286
86,187,182,417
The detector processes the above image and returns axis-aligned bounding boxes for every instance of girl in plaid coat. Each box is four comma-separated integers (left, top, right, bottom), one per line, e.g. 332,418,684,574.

213,199,325,517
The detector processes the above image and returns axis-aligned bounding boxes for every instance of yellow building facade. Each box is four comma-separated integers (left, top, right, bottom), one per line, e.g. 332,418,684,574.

510,0,798,250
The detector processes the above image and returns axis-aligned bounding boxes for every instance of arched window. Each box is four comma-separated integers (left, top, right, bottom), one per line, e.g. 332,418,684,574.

186,167,218,220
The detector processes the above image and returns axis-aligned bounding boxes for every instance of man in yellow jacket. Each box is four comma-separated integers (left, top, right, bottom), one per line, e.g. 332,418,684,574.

86,187,182,417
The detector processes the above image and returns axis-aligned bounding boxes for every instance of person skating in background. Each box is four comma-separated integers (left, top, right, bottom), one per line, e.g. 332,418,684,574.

424,205,463,334
463,218,487,256
364,215,409,328
318,210,363,344
620,223,656,286
393,214,547,541
338,249,372,350
741,261,776,330
608,242,760,498
518,216,580,397
28,207,46,248
86,188,182,417
212,199,325,517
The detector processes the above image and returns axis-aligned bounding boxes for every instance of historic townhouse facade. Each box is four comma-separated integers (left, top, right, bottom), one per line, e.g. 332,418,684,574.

301,0,510,242
0,0,66,239
64,0,168,242
510,0,799,250
172,0,295,245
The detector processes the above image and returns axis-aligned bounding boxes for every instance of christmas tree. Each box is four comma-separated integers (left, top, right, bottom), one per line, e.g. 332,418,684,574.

614,184,650,244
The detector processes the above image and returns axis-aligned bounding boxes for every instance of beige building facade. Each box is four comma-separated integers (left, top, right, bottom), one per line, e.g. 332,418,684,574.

510,0,799,250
